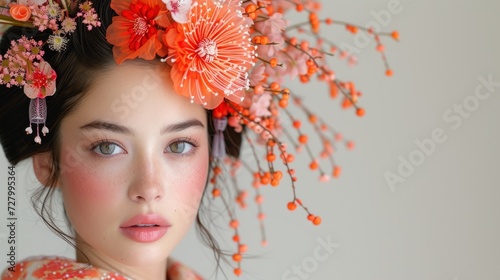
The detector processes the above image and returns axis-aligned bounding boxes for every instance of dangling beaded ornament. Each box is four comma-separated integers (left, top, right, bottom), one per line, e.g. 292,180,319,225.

212,117,228,158
25,98,49,144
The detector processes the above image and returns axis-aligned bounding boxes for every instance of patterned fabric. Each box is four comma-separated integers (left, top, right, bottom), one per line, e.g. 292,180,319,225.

1,256,203,280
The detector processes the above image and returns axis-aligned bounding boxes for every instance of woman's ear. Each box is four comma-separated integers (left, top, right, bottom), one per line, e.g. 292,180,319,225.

33,152,54,186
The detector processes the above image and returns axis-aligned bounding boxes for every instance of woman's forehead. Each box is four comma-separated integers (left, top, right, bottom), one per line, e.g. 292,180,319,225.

63,62,206,131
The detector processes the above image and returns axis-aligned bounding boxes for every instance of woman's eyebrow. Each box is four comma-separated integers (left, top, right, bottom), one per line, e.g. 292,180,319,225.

79,119,205,134
161,119,205,134
80,121,131,134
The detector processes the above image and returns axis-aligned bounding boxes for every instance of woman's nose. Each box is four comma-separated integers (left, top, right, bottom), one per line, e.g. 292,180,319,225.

127,152,165,202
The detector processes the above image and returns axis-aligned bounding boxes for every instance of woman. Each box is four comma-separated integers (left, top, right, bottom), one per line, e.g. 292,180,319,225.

3,62,209,279
0,0,397,278
1,0,216,278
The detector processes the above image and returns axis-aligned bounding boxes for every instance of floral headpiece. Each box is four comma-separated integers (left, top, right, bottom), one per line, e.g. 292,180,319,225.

0,0,398,276
0,0,100,143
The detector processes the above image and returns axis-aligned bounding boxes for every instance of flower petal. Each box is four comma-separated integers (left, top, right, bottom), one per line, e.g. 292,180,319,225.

24,84,39,99
164,0,192,23
44,80,56,97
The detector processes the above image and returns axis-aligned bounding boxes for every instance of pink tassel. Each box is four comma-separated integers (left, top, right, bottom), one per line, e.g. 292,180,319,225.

212,117,228,158
25,97,49,144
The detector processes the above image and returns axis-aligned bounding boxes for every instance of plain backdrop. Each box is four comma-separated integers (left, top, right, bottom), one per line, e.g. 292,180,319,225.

1,0,499,279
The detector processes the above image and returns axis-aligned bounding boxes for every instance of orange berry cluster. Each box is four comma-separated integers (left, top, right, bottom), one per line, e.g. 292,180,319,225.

208,0,398,276
289,11,398,78
213,85,367,275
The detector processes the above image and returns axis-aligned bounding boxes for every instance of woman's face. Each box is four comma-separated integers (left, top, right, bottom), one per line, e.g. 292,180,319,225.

55,61,209,272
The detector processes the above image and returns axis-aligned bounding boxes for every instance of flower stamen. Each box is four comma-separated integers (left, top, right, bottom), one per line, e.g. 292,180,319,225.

133,17,148,36
196,38,218,63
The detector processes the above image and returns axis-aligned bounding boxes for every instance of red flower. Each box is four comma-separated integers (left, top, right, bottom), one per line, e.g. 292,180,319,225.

24,61,57,99
164,0,255,109
107,0,171,64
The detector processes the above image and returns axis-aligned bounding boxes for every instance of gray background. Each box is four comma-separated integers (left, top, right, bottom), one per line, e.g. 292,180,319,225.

1,0,499,279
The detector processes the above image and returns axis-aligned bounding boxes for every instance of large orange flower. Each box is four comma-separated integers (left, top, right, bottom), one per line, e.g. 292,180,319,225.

107,0,171,64
164,0,255,109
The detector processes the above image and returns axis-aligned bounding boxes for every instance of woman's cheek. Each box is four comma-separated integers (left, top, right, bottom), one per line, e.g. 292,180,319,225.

60,164,120,220
188,156,209,195
175,156,209,212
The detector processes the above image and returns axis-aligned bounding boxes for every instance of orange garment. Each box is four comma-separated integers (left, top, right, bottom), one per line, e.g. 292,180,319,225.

1,256,203,280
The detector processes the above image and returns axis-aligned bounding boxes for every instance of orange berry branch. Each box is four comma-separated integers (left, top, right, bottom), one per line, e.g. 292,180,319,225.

209,0,398,276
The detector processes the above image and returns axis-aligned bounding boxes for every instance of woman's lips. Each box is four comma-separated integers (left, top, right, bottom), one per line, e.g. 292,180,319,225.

120,214,170,243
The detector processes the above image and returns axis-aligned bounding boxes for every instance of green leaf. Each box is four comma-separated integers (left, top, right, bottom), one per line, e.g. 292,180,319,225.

0,15,34,28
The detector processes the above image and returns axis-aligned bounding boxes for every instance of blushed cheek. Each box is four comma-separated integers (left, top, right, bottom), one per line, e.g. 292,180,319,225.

60,164,118,224
179,157,209,210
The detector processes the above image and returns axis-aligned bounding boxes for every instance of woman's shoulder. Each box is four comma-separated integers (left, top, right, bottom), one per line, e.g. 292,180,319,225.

0,256,129,280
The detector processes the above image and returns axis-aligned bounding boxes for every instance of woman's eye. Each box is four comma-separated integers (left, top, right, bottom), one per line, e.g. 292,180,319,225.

166,141,194,154
92,142,124,156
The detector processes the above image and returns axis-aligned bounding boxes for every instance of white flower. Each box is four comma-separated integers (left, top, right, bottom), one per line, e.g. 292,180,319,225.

25,126,33,135
48,34,69,51
47,3,61,19
163,0,192,23
42,125,49,135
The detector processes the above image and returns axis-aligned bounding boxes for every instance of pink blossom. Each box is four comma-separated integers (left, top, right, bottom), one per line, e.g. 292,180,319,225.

282,47,309,77
80,11,101,30
249,64,265,86
0,37,46,89
249,92,272,118
24,61,56,99
30,4,51,31
348,55,358,66
254,13,287,35
319,174,330,182
269,0,294,12
77,1,101,30
267,0,317,13
163,0,191,23
47,18,58,31
61,17,77,33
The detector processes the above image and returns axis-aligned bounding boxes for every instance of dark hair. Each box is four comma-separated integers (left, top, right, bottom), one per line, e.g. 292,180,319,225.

0,0,232,275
